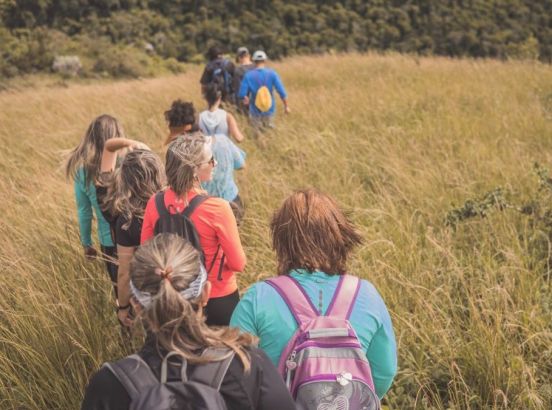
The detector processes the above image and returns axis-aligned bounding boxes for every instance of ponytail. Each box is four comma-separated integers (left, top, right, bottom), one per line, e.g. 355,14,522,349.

131,234,256,370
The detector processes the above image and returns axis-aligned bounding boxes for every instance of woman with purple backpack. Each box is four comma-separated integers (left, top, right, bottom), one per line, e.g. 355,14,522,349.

230,189,397,409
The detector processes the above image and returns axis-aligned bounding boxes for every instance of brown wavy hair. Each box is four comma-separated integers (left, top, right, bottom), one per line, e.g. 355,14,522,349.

131,233,256,369
270,189,363,276
65,114,125,185
103,149,165,228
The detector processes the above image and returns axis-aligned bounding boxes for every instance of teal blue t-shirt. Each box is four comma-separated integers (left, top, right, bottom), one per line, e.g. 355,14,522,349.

230,269,397,399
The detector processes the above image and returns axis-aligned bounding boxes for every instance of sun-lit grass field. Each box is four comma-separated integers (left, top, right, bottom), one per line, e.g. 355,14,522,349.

1,53,552,409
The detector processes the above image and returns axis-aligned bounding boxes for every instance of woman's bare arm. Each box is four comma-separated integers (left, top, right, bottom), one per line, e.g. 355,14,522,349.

100,138,149,173
227,113,245,143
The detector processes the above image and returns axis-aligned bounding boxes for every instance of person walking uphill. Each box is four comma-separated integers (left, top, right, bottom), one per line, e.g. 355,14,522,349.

231,189,397,408
141,133,246,326
65,114,123,292
238,50,289,135
200,45,235,103
82,233,295,410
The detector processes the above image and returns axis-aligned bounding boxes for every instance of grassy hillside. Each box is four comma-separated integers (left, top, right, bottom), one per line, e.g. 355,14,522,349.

1,53,552,409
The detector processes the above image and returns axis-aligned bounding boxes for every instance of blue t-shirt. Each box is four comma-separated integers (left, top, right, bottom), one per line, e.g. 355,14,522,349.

230,269,397,399
238,67,287,117
201,134,246,202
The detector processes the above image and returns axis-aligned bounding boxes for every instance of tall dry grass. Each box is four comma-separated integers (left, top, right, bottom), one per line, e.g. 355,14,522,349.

0,53,551,409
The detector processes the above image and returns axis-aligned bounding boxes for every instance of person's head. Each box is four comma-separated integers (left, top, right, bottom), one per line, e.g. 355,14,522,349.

204,83,222,109
251,50,268,66
206,45,223,62
164,99,196,130
270,189,363,276
236,46,250,64
104,149,165,227
65,114,125,184
130,233,256,367
165,132,216,196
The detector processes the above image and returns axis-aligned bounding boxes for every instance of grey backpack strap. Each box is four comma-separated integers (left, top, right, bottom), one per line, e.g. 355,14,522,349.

103,354,158,401
190,348,235,390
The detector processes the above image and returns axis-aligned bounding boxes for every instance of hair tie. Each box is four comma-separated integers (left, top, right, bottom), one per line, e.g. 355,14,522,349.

155,266,174,282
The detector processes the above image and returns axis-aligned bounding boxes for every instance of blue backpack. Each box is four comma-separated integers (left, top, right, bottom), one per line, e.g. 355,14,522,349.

208,59,233,97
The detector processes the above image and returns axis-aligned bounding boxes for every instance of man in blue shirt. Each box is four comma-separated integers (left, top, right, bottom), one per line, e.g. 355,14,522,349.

238,50,290,134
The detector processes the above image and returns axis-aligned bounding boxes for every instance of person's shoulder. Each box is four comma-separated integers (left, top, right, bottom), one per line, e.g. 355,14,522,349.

82,365,126,409
353,276,389,319
199,196,233,216
242,279,278,301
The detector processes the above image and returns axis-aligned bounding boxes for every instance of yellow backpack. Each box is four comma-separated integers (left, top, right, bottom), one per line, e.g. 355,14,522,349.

254,72,272,112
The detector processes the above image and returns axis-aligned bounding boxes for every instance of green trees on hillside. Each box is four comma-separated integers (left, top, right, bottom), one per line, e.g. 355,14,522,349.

1,0,551,78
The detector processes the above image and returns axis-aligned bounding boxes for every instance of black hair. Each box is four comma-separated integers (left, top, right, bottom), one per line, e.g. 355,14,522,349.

204,83,222,108
164,100,196,128
207,45,223,61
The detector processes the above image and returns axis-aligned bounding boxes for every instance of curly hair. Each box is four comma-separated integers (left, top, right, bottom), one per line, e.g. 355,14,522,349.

103,149,165,228
164,100,196,129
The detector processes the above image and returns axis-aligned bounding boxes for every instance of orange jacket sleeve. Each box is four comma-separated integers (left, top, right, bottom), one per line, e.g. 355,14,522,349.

213,201,246,272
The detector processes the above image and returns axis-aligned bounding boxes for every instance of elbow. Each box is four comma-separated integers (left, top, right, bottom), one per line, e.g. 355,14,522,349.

227,252,246,272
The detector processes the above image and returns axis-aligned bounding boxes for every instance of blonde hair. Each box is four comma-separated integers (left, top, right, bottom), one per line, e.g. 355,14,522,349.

65,114,125,185
103,149,165,228
165,132,208,196
131,233,256,369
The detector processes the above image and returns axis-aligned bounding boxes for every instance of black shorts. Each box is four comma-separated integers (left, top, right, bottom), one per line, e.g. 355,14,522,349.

205,290,240,326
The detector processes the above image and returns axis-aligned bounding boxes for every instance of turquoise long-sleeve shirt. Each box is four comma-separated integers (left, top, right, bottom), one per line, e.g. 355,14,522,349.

230,269,397,399
74,168,113,247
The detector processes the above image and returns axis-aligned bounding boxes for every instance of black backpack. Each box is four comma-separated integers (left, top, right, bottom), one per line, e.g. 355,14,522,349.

153,192,225,280
207,59,233,97
104,348,235,410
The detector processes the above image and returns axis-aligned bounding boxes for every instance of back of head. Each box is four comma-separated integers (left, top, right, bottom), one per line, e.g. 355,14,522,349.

251,50,268,65
204,83,223,109
207,45,223,62
130,233,255,367
165,132,207,196
65,114,124,184
164,100,196,129
104,149,165,227
270,189,363,276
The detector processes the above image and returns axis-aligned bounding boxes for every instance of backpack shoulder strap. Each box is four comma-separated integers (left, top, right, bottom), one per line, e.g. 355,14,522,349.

154,191,170,218
326,275,361,320
103,354,158,401
190,348,236,390
266,275,319,326
183,194,209,218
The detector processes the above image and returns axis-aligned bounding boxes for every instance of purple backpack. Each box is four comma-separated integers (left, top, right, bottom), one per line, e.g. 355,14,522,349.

266,274,380,410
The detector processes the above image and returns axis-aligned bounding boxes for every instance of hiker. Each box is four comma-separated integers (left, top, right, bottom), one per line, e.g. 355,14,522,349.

230,189,397,407
97,141,165,326
233,47,255,113
200,45,235,103
82,233,296,410
238,50,289,134
141,133,246,326
65,114,123,292
199,83,245,143
164,99,198,146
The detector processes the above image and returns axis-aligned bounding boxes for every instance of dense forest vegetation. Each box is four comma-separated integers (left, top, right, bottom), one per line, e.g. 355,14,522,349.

1,0,551,78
